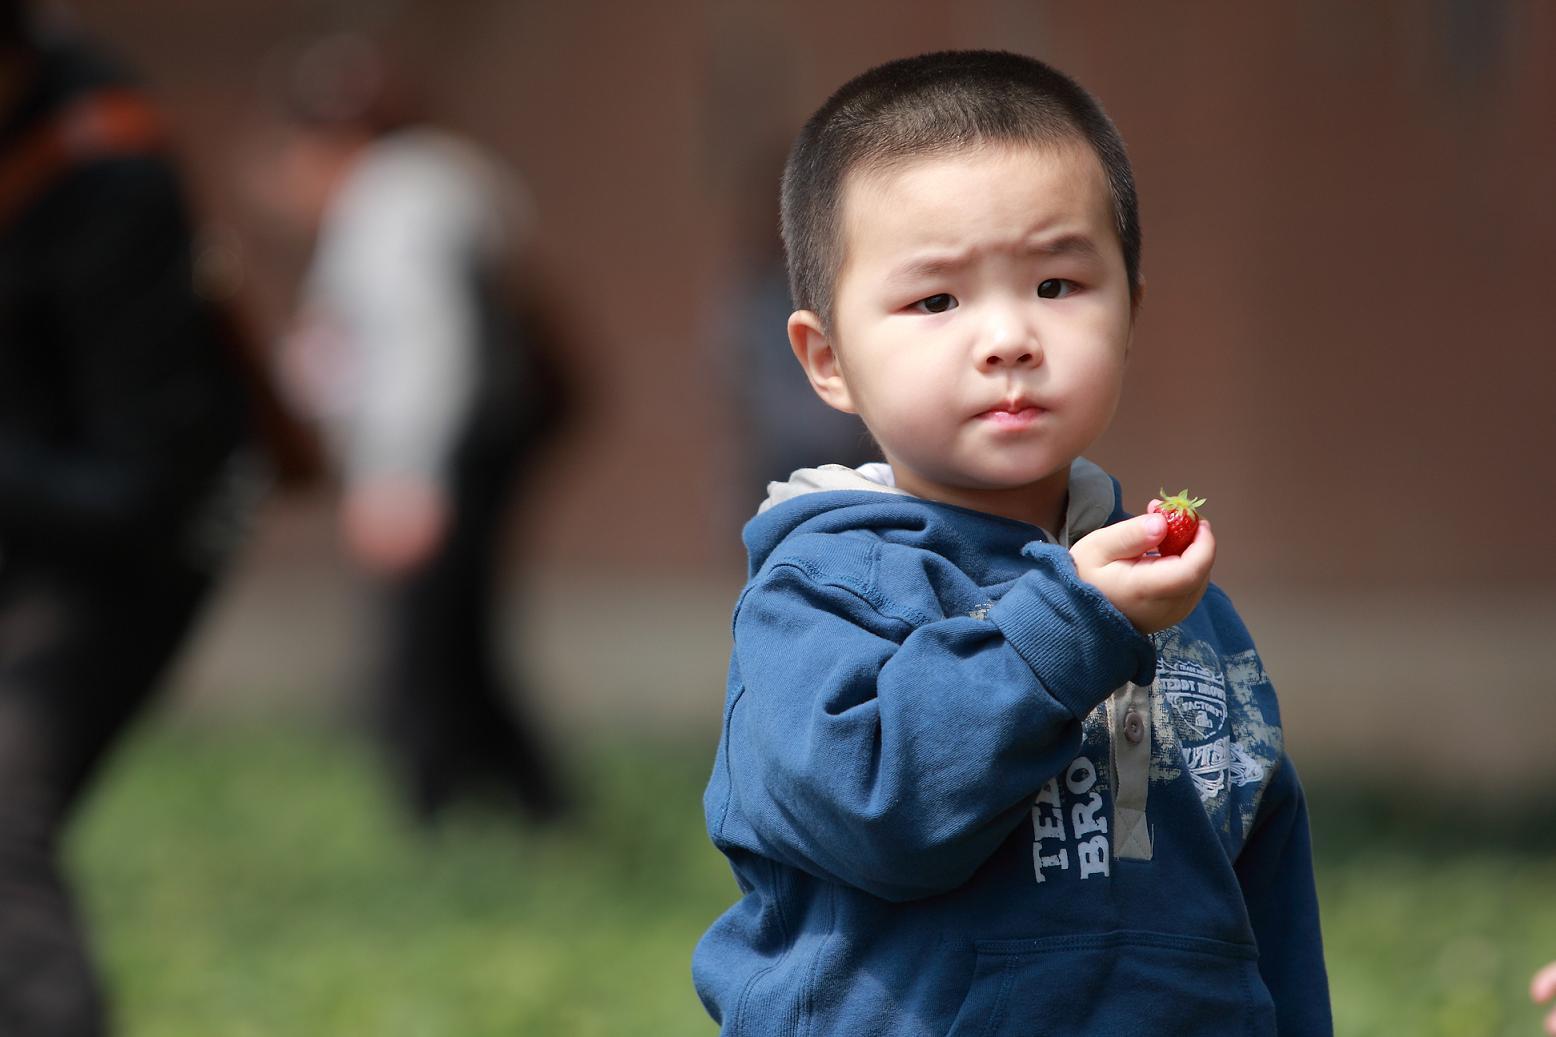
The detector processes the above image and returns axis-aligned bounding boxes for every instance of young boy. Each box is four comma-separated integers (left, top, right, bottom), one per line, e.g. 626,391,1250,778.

694,50,1331,1035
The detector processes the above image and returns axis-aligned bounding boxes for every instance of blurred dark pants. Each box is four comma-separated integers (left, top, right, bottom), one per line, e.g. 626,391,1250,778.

372,431,562,822
0,557,211,1036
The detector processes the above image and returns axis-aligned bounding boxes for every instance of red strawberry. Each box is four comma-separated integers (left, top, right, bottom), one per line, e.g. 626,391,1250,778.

1151,489,1206,556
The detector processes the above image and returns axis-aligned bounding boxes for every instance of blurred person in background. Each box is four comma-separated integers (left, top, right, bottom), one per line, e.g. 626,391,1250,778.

716,145,876,509
256,35,569,826
0,3,255,1033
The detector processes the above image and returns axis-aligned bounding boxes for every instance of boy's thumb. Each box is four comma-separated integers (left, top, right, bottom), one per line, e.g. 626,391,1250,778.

1085,514,1165,562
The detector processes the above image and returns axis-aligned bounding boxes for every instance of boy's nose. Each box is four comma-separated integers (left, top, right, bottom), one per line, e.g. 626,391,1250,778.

982,347,1037,368
980,324,1042,370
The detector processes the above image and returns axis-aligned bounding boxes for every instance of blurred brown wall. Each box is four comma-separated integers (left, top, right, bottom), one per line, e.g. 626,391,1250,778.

68,0,1556,595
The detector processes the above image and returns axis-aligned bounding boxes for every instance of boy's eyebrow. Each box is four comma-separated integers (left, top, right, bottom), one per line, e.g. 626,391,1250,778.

1025,233,1103,260
885,233,1103,283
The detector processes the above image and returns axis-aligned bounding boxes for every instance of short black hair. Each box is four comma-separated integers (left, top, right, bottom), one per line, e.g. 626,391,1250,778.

781,50,1141,324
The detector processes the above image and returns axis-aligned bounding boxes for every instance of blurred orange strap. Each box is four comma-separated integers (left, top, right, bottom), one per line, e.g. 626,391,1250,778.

0,89,167,228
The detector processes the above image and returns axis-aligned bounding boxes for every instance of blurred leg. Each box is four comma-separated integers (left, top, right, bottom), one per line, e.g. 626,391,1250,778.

374,542,462,820
0,694,103,1037
0,561,209,1036
373,435,565,823
445,452,566,820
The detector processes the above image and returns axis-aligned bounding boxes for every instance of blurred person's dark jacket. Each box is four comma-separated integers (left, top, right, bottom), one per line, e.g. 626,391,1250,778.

0,30,251,1036
0,40,249,572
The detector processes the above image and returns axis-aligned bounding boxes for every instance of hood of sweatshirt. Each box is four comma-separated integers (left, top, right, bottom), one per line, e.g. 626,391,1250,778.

743,457,1124,578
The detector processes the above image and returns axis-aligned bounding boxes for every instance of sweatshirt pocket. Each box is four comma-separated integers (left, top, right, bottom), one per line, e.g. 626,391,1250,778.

944,930,1275,1037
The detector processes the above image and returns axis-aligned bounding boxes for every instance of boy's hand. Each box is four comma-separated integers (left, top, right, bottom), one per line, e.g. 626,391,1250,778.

1532,961,1556,1035
1069,509,1216,634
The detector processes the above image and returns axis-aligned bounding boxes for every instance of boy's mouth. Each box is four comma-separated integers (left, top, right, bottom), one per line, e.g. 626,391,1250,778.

977,399,1045,428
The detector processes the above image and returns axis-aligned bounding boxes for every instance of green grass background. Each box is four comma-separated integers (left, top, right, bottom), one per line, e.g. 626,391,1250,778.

69,722,1556,1036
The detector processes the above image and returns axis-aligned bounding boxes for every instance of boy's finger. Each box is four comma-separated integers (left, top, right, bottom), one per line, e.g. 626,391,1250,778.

1532,961,1556,1004
1084,514,1165,562
1178,518,1216,568
1130,552,1210,602
1129,522,1214,598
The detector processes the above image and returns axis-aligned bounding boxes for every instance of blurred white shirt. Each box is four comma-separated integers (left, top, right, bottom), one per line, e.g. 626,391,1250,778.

292,128,533,487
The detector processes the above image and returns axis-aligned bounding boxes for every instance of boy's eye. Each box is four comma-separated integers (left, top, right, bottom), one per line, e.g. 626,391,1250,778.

912,293,958,314
1037,279,1077,299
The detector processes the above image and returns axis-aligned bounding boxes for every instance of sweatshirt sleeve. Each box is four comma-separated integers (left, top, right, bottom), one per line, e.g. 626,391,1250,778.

1234,753,1333,1034
716,537,1154,902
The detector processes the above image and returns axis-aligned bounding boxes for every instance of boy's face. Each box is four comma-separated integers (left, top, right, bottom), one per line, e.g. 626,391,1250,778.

789,140,1136,527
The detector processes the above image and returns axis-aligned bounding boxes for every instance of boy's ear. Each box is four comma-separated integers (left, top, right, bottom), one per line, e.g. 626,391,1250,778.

787,310,856,414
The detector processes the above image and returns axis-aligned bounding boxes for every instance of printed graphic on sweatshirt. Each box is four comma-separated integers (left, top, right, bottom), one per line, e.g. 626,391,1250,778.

1030,753,1111,884
1151,628,1282,839
1223,647,1284,837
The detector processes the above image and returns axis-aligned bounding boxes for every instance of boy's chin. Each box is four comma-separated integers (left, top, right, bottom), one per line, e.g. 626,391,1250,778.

896,466,1070,499
956,465,1072,493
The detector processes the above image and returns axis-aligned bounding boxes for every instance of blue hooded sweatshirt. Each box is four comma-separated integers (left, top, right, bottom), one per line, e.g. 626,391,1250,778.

695,460,1331,1036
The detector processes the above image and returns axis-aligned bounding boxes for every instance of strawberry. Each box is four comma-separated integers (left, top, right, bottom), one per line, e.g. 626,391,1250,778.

1151,489,1206,556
